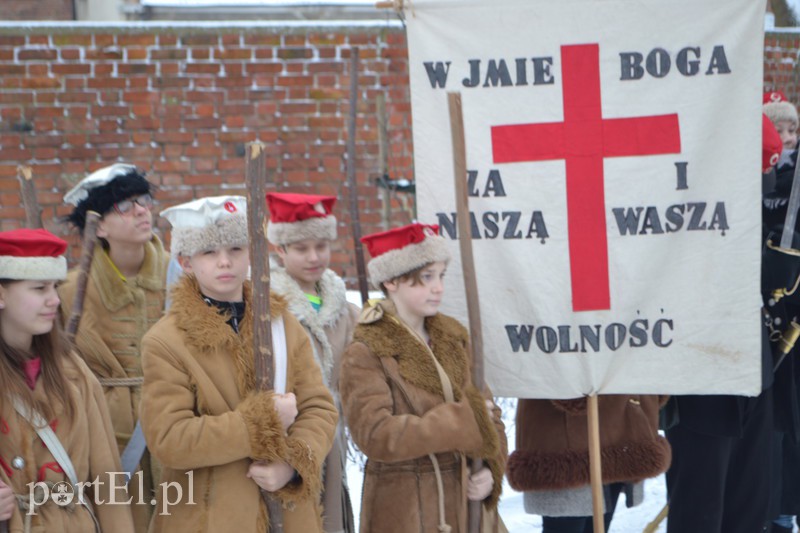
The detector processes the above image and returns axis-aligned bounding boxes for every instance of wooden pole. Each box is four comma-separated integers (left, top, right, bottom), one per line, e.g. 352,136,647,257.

447,92,484,533
17,165,43,229
587,394,606,533
643,503,669,533
65,211,101,343
245,141,284,532
376,93,391,230
346,47,370,305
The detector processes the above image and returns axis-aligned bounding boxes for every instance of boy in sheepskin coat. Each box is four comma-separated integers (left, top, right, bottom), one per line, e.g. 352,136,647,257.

140,195,337,532
59,163,168,532
266,192,359,533
340,223,507,533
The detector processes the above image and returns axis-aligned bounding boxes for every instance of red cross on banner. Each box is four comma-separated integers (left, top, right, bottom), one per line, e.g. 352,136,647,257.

491,44,681,312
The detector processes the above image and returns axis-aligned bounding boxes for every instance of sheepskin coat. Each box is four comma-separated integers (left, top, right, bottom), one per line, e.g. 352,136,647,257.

340,300,506,533
58,235,168,531
139,275,338,533
508,396,671,506
0,354,135,533
271,265,359,533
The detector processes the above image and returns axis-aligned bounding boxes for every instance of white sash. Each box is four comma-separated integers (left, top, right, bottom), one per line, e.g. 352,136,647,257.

272,316,287,394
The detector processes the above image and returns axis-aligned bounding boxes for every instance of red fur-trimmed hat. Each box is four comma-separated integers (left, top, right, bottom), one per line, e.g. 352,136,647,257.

0,229,67,280
266,192,337,246
764,90,798,127
361,223,451,286
764,114,783,173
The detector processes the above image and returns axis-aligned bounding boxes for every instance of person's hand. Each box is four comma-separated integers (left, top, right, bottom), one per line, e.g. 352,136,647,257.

247,461,296,492
0,478,14,520
273,393,298,432
466,467,493,502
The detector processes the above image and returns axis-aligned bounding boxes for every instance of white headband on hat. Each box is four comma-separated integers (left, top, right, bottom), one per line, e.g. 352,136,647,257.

63,163,139,206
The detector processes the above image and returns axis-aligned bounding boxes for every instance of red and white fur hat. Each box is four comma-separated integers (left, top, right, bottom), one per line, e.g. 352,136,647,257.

361,223,451,287
0,229,67,281
266,192,337,246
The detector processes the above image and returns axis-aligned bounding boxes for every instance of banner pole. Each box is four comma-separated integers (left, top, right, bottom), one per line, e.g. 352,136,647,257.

447,91,485,533
587,394,606,533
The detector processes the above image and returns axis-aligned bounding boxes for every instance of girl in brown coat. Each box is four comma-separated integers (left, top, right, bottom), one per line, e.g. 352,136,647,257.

0,228,135,533
340,223,507,533
141,196,338,532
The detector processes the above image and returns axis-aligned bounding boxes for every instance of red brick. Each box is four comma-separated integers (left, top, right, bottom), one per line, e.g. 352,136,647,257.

214,47,252,60
150,48,187,60
17,49,58,61
118,63,156,75
186,63,220,75
117,34,156,47
52,35,92,46
52,64,91,76
244,35,281,46
277,48,313,60
126,47,148,61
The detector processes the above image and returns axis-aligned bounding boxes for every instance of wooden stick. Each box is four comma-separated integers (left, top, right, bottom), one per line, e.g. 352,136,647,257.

17,165,43,229
447,92,484,533
245,142,284,532
376,93,391,230
643,503,669,533
346,47,370,305
587,394,606,533
65,211,101,343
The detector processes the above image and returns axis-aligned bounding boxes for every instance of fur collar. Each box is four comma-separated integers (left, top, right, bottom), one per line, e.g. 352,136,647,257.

353,300,469,400
270,265,350,384
91,235,168,312
167,275,287,398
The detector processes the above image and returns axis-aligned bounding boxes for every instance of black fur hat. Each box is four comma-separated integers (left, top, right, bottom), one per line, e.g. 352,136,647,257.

65,165,152,231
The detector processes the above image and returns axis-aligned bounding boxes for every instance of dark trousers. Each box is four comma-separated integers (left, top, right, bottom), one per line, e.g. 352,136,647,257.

541,483,623,533
666,389,773,533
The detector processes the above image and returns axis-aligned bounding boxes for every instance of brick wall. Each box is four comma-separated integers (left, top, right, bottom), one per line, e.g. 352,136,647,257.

2,0,74,20
765,31,800,100
0,22,414,285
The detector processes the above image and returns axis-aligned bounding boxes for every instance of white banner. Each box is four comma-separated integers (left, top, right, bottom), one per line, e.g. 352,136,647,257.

406,0,765,398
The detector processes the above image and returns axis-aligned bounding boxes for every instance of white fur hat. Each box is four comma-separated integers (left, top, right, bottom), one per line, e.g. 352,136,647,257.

361,223,451,287
160,196,248,256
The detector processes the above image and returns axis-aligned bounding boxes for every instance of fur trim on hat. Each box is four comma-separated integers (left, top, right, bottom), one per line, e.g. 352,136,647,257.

171,213,248,256
267,216,337,246
367,234,451,287
0,255,67,281
764,101,799,127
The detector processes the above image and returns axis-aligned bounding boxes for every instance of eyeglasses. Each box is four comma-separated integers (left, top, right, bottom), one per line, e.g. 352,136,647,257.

112,194,153,216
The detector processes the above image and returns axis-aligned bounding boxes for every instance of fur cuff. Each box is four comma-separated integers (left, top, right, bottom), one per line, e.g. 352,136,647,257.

463,385,504,508
275,437,322,508
765,101,799,126
237,391,288,462
506,436,672,492
464,385,501,460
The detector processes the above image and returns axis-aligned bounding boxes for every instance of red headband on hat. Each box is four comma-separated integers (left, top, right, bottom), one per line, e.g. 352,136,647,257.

266,192,336,223
0,228,67,258
361,223,440,258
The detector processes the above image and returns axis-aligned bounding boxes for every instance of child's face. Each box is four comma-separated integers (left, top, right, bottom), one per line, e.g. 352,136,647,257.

384,261,447,320
276,238,331,288
775,120,798,151
96,193,154,248
0,280,60,349
179,246,249,301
